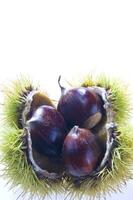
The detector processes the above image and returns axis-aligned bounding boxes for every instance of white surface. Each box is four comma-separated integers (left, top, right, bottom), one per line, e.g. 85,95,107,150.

0,0,133,199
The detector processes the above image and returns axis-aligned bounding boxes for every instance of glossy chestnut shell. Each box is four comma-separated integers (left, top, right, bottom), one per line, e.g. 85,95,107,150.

27,105,67,157
57,87,103,129
62,126,102,177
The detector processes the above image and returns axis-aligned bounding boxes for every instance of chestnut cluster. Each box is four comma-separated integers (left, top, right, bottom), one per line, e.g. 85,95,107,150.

25,79,105,178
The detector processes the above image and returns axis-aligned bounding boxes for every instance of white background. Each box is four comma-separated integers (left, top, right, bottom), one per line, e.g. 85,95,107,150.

0,0,133,199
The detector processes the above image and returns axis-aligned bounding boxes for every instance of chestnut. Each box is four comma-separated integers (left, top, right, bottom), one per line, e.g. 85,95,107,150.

29,92,55,118
27,105,67,157
57,83,103,129
62,126,102,177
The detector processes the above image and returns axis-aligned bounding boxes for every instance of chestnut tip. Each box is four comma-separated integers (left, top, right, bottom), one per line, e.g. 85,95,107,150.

58,75,67,96
70,125,79,135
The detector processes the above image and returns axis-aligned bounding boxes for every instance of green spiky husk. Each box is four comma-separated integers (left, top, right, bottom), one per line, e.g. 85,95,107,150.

0,126,63,199
0,74,133,200
81,74,132,125
3,76,36,128
63,74,133,199
1,124,133,199
64,125,133,199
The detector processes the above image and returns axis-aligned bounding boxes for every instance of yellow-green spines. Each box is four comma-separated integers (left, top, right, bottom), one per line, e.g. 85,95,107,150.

3,76,35,128
81,74,132,125
1,125,133,199
1,76,62,199
0,74,133,200
65,125,133,199
0,126,63,199
64,74,133,199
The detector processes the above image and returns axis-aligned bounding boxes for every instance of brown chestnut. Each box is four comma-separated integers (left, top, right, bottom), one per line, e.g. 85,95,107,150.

62,126,102,177
27,105,67,157
26,91,55,121
57,84,103,129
